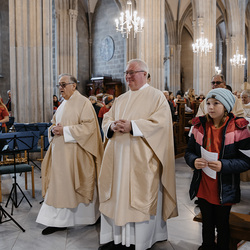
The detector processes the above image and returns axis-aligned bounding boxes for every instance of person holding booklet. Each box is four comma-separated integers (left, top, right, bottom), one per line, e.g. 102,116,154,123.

185,88,250,250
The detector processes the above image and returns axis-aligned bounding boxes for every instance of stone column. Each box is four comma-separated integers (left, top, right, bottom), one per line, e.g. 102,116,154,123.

217,39,223,70
135,0,165,90
225,0,245,91
225,38,231,84
165,45,174,92
0,14,2,75
69,9,78,78
248,47,250,83
43,0,54,121
9,0,53,122
55,0,78,77
192,0,216,95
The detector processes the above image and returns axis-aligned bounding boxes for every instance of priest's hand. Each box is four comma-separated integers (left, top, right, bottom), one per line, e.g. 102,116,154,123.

116,119,131,133
110,121,120,132
110,120,131,133
52,123,64,136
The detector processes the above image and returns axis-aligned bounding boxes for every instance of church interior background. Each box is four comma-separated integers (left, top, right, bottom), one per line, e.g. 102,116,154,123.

0,0,249,123
0,1,250,249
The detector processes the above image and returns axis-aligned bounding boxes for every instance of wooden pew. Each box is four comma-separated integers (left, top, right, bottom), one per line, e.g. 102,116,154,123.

193,212,250,250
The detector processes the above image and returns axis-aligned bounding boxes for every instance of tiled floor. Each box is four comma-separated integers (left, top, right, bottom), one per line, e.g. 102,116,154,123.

0,157,250,250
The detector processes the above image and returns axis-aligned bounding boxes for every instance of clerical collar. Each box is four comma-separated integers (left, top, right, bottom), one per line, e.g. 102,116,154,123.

138,83,149,91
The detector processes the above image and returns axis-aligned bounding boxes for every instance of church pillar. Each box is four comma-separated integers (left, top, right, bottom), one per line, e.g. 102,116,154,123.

218,39,223,70
248,47,250,83
0,14,2,75
126,34,137,63
192,0,216,95
226,35,245,92
225,0,245,91
175,45,182,93
166,45,180,94
135,0,165,90
9,0,53,122
55,0,78,77
69,9,78,78
226,37,233,87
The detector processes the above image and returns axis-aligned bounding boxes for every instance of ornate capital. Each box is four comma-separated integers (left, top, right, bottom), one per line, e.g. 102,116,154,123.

230,36,236,44
55,10,60,19
197,17,204,26
68,9,78,19
225,38,229,46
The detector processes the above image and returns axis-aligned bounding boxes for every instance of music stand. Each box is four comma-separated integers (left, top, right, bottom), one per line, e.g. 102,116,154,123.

24,128,41,170
0,204,25,232
13,123,26,132
0,132,37,214
43,128,49,151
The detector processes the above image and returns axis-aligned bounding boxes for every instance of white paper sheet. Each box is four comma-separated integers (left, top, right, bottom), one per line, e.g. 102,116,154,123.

200,146,218,179
239,149,250,157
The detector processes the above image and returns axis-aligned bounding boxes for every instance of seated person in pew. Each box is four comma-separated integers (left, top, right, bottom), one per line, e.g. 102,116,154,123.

185,88,250,250
163,91,175,121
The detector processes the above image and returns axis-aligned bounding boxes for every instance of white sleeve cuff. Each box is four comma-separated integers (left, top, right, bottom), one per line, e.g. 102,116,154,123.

131,120,143,137
63,126,77,143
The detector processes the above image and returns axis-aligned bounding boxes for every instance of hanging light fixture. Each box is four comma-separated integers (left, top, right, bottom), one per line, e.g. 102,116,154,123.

215,66,221,75
115,0,144,38
192,29,213,55
230,47,246,67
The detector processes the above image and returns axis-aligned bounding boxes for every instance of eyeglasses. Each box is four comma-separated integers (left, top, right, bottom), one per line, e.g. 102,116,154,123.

56,82,74,88
211,81,223,85
124,70,145,76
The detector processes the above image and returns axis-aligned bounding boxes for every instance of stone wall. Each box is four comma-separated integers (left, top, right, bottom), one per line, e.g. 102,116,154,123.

0,1,10,104
92,0,125,86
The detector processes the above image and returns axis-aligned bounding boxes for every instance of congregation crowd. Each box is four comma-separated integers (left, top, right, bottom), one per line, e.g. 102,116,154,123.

1,59,250,250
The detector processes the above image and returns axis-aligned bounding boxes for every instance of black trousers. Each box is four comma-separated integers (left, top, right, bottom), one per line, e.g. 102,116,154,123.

198,198,231,250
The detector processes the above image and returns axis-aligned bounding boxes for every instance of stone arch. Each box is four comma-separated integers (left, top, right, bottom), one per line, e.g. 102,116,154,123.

178,3,193,44
165,0,176,45
224,0,241,37
178,4,193,93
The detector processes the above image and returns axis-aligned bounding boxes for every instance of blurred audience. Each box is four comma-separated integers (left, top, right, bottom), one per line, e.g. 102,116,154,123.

53,95,61,113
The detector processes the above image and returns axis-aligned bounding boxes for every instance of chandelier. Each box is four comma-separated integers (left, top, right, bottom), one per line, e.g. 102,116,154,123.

230,47,246,67
192,30,213,55
115,0,144,38
215,66,221,75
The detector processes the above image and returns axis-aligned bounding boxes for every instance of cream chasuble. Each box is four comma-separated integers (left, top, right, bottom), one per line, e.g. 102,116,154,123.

37,91,103,227
98,84,178,248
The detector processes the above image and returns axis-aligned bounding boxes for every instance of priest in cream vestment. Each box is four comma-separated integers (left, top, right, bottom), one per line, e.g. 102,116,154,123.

36,74,103,235
98,59,178,250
